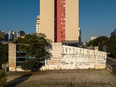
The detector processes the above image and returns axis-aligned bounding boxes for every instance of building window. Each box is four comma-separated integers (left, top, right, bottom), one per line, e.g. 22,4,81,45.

61,31,65,33
61,5,65,7
61,1,66,3
61,14,65,16
61,36,65,38
61,9,65,11
63,5,65,7
61,18,65,20
61,27,65,29
61,14,63,16
61,18,63,20
61,22,65,24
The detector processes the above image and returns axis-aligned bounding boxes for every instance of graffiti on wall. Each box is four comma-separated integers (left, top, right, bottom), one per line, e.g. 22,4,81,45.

61,45,107,69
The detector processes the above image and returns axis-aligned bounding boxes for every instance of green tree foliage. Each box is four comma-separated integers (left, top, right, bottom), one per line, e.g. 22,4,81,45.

21,59,39,71
13,33,51,70
0,70,7,87
87,36,116,58
107,36,116,58
87,36,108,46
14,33,51,58
0,44,8,65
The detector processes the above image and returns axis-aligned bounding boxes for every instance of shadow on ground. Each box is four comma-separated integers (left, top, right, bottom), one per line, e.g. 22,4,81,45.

7,73,32,87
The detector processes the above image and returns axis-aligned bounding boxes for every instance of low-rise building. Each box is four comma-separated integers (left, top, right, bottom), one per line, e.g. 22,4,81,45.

9,43,45,71
91,36,97,40
17,30,25,37
9,43,34,71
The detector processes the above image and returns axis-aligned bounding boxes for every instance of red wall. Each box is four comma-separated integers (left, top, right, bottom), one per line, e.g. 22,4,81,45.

55,0,65,42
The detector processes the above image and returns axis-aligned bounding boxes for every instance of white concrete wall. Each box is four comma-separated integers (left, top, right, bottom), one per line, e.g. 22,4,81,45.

44,44,107,70
61,45,107,69
9,43,16,71
45,43,62,70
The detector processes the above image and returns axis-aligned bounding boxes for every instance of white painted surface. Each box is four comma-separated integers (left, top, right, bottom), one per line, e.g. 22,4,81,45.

45,44,107,70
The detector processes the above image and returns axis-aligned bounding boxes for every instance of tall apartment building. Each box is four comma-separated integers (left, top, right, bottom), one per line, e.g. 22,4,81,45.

8,31,13,41
39,0,79,43
36,15,40,33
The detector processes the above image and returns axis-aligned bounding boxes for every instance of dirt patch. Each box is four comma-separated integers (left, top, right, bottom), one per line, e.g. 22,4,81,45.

6,70,116,87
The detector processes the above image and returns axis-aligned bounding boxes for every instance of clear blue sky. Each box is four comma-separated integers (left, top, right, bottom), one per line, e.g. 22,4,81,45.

0,0,116,42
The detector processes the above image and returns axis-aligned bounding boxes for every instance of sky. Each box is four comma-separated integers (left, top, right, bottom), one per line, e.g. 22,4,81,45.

0,0,116,42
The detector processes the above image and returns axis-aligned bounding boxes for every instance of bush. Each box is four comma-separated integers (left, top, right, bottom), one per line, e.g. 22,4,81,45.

0,69,7,87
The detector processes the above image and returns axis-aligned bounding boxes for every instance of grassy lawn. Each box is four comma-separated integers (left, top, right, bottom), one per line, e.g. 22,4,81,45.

6,69,116,87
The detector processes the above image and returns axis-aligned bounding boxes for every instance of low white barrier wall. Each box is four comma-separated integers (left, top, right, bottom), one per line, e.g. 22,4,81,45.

44,43,107,70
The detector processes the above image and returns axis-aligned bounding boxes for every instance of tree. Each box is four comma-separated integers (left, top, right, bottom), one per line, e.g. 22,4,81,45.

87,36,116,58
107,36,116,58
87,36,108,47
87,40,96,46
0,44,8,66
0,70,7,87
21,59,39,71
13,33,51,71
